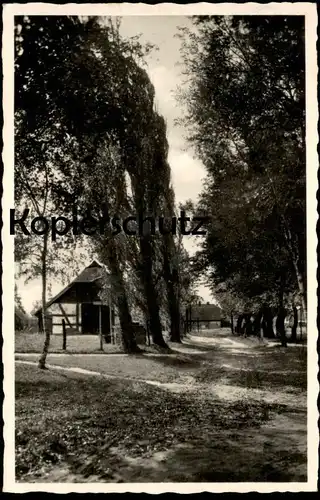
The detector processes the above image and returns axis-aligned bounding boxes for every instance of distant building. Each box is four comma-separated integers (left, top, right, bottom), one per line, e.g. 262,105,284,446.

185,303,223,330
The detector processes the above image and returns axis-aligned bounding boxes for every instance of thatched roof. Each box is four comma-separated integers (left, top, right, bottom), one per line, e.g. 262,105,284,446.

33,261,108,316
73,260,104,283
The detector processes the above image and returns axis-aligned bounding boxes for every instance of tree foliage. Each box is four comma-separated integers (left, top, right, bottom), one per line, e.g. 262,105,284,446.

15,15,185,352
178,16,306,341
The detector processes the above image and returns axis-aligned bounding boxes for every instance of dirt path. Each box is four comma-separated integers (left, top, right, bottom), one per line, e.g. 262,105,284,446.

15,331,307,483
187,333,251,349
16,329,306,408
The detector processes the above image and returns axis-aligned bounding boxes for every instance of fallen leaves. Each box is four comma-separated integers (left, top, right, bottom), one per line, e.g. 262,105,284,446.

15,341,307,483
15,363,294,482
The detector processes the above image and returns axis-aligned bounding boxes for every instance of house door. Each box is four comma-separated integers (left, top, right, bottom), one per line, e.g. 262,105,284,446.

81,304,99,334
81,304,111,340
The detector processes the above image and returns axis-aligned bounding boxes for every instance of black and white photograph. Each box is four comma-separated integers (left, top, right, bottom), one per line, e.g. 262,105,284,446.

2,2,318,493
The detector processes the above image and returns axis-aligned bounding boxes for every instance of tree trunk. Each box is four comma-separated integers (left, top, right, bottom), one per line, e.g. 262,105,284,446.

116,293,140,352
253,310,263,337
146,318,151,346
240,315,246,335
140,236,168,348
276,286,287,347
111,267,139,353
104,240,140,353
187,305,192,333
163,244,181,343
276,307,287,347
292,259,307,318
38,233,49,369
244,313,253,336
168,295,181,342
282,222,307,317
262,306,275,338
291,304,298,343
268,180,307,318
179,314,184,338
235,315,243,334
230,311,234,334
185,307,191,335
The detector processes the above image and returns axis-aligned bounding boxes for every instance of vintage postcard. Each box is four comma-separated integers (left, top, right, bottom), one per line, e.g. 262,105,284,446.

2,1,318,493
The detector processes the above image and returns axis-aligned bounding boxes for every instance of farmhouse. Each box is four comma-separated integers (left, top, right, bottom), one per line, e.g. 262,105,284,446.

34,261,118,342
185,303,223,331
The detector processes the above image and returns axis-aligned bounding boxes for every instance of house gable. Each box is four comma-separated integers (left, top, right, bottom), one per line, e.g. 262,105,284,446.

34,261,117,337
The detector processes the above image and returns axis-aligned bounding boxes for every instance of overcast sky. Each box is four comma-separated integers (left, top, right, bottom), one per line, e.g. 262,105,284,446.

121,16,207,205
17,16,213,313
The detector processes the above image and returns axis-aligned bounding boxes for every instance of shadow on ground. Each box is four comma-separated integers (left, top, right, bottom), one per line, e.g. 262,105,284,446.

15,359,307,483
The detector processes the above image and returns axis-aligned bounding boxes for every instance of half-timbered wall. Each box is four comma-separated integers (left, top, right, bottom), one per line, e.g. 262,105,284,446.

47,302,80,335
47,301,117,335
